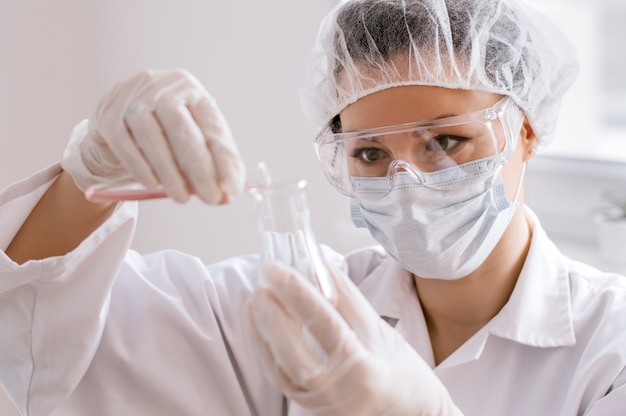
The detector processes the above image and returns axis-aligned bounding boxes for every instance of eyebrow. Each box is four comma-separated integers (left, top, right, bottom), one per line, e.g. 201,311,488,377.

434,113,458,120
343,112,462,135
354,128,434,143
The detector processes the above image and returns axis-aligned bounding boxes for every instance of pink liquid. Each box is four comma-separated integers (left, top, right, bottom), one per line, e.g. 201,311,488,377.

85,162,271,202
85,181,268,202
85,186,168,201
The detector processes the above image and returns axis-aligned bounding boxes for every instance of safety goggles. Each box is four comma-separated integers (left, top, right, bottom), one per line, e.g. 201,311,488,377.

314,96,524,199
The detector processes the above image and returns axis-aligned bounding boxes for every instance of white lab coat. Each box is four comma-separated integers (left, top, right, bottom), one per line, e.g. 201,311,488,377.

1,164,626,416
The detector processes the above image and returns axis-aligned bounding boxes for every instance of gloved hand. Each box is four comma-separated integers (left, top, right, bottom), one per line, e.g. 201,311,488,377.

247,262,464,416
61,69,245,203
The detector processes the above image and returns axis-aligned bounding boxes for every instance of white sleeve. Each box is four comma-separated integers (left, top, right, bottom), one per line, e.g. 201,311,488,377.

0,164,138,416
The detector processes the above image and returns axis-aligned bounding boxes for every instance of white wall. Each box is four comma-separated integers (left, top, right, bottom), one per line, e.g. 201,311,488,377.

524,0,626,162
0,0,376,267
526,155,626,275
2,0,625,266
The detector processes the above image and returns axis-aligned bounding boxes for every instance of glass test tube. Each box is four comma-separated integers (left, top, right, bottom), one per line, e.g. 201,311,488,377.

84,162,271,202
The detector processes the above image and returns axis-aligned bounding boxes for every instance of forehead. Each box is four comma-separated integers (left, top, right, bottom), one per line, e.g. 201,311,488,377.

339,85,502,132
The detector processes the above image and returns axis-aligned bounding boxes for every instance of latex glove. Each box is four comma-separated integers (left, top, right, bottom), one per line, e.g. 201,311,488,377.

247,262,464,416
61,69,245,203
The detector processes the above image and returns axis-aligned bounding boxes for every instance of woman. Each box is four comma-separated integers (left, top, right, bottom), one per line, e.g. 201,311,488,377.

2,0,625,415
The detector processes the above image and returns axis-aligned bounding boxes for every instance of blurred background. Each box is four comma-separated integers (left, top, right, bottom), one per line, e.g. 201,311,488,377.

0,0,376,265
1,0,626,413
0,0,625,266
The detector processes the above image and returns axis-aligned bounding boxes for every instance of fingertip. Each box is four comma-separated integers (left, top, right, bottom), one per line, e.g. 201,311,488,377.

218,191,231,205
160,180,192,203
326,262,352,294
172,192,192,204
263,262,294,289
194,186,224,205
220,178,244,201
161,175,192,204
245,290,261,323
224,159,246,187
247,288,284,335
217,162,246,202
209,145,246,196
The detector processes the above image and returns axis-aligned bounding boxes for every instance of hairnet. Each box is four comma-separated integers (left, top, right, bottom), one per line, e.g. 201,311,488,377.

300,0,579,145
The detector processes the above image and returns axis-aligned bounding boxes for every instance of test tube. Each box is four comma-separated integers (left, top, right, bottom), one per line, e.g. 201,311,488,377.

84,162,271,202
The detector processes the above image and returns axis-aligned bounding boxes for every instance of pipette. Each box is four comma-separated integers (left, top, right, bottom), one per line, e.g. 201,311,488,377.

84,162,271,202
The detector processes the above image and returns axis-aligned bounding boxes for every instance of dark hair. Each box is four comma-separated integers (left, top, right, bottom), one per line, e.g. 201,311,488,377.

329,0,537,131
334,0,443,73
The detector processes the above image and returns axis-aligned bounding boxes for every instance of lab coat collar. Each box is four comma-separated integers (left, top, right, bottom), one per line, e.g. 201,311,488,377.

357,256,415,325
357,253,438,366
440,210,577,370
355,207,576,369
488,210,576,348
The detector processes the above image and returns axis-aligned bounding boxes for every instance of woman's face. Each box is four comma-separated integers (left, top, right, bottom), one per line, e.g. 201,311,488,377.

339,85,537,200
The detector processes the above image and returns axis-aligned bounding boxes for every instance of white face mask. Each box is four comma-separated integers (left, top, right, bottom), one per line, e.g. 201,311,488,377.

350,156,522,280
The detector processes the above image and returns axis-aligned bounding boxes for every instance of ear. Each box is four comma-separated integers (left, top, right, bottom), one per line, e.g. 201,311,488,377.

519,118,538,162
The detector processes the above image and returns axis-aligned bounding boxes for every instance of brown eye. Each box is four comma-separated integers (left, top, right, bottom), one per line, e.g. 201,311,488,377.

428,135,468,152
352,147,386,162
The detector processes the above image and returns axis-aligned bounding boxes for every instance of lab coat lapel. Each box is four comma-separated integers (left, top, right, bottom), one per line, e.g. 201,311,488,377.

488,216,576,348
357,257,437,367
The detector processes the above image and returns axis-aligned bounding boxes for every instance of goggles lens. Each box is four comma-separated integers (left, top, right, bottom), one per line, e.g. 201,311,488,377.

315,97,523,198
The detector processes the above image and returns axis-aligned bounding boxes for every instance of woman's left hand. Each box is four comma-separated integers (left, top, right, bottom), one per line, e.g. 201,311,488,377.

246,262,464,416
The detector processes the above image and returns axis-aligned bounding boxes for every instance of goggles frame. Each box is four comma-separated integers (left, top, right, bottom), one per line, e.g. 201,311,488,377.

314,96,524,198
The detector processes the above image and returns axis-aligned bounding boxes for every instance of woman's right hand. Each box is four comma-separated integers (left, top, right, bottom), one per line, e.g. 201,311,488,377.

61,69,246,204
